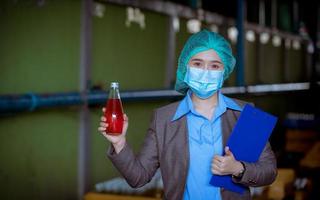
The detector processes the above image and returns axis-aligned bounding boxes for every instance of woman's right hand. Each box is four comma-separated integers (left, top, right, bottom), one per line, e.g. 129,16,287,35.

98,107,128,153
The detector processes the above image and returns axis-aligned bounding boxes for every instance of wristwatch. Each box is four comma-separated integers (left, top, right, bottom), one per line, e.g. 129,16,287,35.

232,161,246,180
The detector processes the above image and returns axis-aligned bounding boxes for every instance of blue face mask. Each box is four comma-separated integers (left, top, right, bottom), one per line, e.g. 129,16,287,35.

184,67,224,99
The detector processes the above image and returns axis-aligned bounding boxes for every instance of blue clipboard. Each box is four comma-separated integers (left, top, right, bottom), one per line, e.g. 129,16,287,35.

209,104,277,193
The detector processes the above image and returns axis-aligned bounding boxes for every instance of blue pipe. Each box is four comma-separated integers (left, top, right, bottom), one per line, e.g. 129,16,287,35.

1,83,316,114
0,90,183,114
0,92,83,113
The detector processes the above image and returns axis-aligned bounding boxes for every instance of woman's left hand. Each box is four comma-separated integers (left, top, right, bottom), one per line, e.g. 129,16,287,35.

211,146,244,176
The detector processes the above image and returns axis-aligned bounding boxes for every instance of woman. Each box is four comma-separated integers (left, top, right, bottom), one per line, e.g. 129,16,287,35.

98,29,277,200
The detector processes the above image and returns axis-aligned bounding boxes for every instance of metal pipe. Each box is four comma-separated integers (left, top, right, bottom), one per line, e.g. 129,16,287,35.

259,0,265,26
164,15,177,88
293,0,299,32
257,0,265,84
271,0,277,28
96,0,224,25
97,0,306,43
236,0,245,86
78,0,93,199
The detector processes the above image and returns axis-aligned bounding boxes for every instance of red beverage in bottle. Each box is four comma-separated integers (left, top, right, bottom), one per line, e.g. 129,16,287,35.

104,82,124,135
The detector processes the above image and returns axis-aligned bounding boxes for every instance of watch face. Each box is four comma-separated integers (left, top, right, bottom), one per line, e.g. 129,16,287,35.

232,170,244,179
238,171,244,178
232,162,245,179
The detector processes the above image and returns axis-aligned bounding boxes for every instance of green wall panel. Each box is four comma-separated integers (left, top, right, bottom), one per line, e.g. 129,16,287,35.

0,109,79,200
91,4,168,90
245,40,258,85
286,48,304,82
175,18,192,64
173,18,191,88
259,42,284,84
0,1,81,200
0,1,80,94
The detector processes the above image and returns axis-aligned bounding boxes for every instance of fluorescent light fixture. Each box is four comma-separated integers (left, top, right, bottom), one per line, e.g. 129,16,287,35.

173,17,180,33
285,38,291,49
227,26,238,44
187,19,201,33
260,32,270,44
292,40,301,50
272,35,281,47
246,30,255,42
307,42,314,54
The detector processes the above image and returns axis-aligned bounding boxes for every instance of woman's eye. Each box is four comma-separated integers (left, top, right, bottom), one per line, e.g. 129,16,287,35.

209,64,221,70
192,62,202,67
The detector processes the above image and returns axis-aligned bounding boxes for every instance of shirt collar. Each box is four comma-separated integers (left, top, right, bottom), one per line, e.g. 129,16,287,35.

171,90,243,121
222,94,243,112
171,90,193,121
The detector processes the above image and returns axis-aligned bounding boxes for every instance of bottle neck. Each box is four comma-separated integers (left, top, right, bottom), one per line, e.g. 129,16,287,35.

109,87,121,99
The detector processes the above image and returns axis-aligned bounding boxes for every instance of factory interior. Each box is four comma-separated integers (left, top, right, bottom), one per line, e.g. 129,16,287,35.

0,0,319,200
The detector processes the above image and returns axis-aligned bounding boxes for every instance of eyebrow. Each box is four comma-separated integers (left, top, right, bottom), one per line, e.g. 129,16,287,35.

190,58,223,64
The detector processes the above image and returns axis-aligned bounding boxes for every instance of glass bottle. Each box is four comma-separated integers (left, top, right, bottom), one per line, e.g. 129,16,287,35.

104,82,124,135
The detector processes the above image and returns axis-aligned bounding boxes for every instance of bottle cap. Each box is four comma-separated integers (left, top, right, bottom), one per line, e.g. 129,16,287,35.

110,82,119,88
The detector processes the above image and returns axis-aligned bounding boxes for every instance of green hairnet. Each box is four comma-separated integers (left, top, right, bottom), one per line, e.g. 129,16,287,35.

174,29,236,94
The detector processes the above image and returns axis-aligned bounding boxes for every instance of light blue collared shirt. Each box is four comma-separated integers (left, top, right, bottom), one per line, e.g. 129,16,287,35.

172,90,243,200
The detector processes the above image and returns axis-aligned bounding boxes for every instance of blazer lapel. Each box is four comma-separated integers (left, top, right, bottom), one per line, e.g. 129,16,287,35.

221,108,239,148
167,115,190,199
168,114,189,165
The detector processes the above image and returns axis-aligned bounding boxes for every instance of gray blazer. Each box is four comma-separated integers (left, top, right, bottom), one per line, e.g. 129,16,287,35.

107,98,277,200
